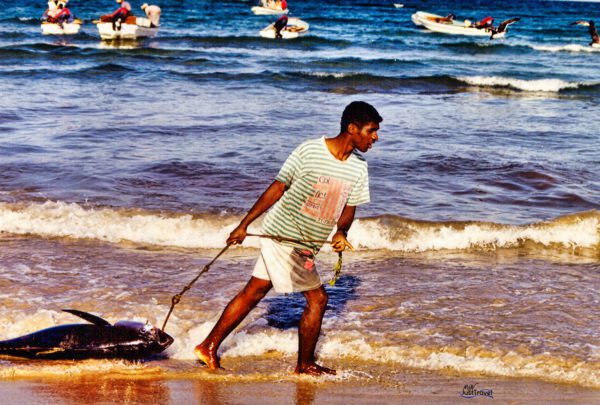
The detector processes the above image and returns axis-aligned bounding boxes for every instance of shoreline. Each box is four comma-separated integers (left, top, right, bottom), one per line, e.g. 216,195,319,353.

0,363,598,404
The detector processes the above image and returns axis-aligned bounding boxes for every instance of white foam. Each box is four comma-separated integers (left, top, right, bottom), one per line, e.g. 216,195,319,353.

0,201,598,253
167,323,600,388
348,215,600,252
0,201,261,249
532,44,600,53
455,75,589,92
306,72,355,79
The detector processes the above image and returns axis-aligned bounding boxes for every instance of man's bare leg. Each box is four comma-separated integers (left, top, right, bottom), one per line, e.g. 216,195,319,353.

194,276,272,369
295,285,336,376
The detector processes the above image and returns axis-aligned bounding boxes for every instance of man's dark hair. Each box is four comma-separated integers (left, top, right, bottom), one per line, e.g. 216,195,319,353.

340,101,383,133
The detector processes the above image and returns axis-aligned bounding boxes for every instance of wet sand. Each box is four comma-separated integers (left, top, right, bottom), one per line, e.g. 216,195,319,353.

1,364,599,404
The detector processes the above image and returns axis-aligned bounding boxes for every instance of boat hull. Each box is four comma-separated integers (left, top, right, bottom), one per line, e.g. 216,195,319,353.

251,6,289,16
260,17,308,39
412,11,503,38
96,22,158,40
41,22,81,35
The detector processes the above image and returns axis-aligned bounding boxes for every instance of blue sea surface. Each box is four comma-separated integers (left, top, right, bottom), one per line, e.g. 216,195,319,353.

0,0,598,223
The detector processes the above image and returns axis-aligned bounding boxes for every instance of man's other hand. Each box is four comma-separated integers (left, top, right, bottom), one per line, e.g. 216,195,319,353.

331,231,354,253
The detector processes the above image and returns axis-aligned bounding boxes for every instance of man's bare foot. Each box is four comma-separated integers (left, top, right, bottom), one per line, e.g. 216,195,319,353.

294,363,336,376
194,343,221,370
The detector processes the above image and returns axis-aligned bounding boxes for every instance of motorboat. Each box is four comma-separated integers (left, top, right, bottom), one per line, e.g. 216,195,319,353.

96,20,158,40
40,21,81,35
251,6,289,16
411,11,505,38
260,17,308,39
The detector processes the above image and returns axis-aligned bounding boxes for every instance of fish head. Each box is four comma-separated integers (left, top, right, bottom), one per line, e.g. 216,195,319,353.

113,321,174,352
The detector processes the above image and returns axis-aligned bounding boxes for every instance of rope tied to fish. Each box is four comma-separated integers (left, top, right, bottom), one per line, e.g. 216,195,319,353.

160,234,345,332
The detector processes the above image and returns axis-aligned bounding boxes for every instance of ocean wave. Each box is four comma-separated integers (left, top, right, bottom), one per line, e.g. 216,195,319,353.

455,75,598,92
0,201,597,253
531,44,600,53
320,335,600,388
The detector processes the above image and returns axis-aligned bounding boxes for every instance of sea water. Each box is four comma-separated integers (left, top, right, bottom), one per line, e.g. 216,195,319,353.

0,0,598,389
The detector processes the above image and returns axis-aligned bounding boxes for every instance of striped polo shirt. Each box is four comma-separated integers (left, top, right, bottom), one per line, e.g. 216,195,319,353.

262,137,370,254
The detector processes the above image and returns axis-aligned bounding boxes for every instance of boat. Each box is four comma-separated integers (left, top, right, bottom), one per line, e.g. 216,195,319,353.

40,21,82,35
394,3,404,8
251,6,289,16
411,11,505,38
260,17,308,39
96,20,158,40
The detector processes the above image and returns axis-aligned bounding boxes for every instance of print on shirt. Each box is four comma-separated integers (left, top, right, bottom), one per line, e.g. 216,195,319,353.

301,176,352,226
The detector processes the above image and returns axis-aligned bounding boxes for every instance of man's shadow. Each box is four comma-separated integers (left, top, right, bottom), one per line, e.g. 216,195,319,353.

262,275,360,329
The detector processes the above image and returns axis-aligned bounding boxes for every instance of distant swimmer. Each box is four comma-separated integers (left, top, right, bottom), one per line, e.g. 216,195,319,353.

571,20,599,46
141,3,161,27
490,17,520,39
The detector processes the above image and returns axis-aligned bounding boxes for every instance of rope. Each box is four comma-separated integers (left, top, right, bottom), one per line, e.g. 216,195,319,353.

246,233,332,245
161,244,231,332
160,233,341,333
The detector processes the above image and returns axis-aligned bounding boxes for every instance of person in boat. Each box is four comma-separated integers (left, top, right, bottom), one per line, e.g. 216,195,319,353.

474,16,494,29
194,101,382,376
273,14,288,38
571,20,599,46
140,3,161,27
434,13,455,24
100,0,131,23
53,1,74,27
42,0,59,22
276,0,288,11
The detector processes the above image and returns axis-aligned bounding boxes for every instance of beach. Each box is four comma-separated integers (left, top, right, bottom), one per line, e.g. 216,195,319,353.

0,0,599,402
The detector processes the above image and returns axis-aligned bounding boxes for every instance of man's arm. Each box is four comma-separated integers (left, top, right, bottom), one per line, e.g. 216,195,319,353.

227,180,287,245
331,204,356,252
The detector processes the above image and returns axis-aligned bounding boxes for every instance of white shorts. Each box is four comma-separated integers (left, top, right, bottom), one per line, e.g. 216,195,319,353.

252,238,322,293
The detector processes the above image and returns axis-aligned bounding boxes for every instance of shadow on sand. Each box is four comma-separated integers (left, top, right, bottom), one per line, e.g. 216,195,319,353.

262,275,360,330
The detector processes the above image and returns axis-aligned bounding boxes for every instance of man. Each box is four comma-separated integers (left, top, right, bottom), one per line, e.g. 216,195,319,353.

474,16,494,29
101,0,131,23
53,2,74,27
273,15,288,38
42,0,59,22
194,101,382,376
141,3,161,27
434,13,455,24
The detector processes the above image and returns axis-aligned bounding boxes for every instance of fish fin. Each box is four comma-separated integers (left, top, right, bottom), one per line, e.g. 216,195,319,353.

62,309,112,327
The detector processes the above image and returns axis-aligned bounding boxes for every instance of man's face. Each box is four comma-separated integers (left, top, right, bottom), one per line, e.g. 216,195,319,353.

350,121,379,153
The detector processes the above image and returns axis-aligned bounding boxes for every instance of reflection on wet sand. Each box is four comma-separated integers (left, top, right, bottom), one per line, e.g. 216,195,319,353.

295,382,317,405
31,377,171,403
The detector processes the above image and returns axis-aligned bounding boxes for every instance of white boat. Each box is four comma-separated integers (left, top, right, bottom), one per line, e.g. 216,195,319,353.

260,17,308,39
96,21,158,40
411,11,504,38
394,3,404,8
40,21,81,35
251,6,289,16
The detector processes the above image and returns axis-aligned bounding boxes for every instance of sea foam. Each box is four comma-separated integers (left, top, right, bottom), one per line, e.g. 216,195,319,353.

455,75,591,92
0,201,598,253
